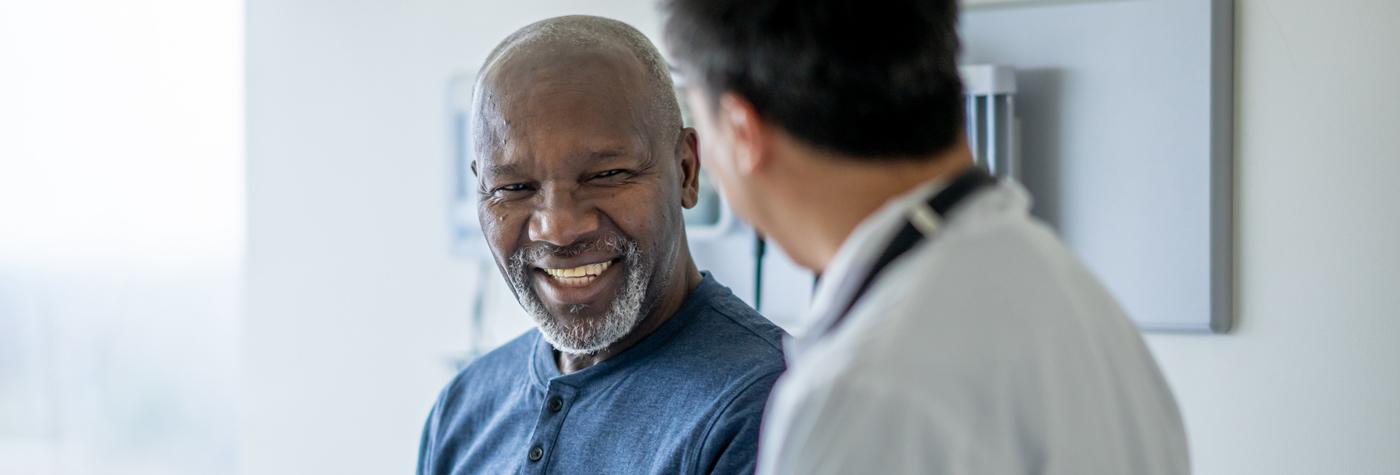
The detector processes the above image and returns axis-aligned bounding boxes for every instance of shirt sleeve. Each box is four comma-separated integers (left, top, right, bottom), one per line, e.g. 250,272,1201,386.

418,371,463,475
416,402,439,475
695,370,784,475
757,374,961,475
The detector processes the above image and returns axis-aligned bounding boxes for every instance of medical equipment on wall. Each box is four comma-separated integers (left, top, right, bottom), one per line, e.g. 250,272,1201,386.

960,65,1019,180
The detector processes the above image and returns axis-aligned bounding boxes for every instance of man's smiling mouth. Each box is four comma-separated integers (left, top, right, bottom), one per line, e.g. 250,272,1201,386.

539,260,614,287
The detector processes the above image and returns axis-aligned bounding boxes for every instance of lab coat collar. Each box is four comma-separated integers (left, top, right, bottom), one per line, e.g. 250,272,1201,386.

783,178,1032,362
785,177,957,361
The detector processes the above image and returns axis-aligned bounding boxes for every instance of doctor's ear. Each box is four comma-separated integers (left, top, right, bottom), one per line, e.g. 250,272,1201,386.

716,92,769,175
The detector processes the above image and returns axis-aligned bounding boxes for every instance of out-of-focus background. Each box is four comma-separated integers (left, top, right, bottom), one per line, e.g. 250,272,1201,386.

2,0,1398,474
1,1,242,473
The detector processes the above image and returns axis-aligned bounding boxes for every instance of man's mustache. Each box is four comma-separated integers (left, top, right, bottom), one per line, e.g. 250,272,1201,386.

514,233,631,265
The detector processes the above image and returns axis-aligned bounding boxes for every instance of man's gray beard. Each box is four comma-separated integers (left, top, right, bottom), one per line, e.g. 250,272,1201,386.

506,236,650,356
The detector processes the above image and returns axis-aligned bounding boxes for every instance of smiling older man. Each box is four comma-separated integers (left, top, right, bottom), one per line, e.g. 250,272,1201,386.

415,15,787,475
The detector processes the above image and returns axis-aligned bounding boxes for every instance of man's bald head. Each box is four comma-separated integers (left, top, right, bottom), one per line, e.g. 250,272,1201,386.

472,15,683,156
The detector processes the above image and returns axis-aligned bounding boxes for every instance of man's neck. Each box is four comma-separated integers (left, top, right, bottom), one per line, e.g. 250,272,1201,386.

555,258,703,374
772,148,975,273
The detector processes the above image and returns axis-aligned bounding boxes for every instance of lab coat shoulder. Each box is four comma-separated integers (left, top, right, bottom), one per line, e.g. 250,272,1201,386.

849,195,1160,382
764,184,1189,474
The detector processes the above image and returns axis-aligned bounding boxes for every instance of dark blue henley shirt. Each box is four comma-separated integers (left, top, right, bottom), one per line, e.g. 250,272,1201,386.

417,273,787,474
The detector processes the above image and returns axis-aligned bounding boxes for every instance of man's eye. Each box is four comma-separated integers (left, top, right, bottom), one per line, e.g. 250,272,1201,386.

493,183,533,194
591,169,629,180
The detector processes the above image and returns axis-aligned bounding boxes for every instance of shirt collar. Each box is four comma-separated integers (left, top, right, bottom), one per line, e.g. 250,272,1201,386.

529,271,722,390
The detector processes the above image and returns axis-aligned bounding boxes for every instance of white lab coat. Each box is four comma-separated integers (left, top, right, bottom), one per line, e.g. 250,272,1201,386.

758,179,1189,475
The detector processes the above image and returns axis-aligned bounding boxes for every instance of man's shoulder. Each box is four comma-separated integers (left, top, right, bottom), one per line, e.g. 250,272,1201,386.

631,275,787,404
434,330,538,411
420,331,541,474
681,276,787,369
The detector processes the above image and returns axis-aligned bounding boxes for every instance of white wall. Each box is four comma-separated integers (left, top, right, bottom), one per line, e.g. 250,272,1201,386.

1144,1,1400,474
244,0,1400,474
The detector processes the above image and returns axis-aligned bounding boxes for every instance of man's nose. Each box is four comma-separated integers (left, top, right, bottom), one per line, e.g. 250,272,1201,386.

527,185,600,247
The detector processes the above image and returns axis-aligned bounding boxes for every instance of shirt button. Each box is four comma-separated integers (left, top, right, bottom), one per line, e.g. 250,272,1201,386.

547,396,564,413
528,445,544,462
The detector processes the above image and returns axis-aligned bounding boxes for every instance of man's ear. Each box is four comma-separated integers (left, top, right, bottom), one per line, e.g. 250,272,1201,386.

470,160,479,177
717,92,768,175
677,128,701,209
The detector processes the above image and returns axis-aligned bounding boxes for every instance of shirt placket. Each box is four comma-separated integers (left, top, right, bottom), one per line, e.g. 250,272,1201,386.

520,381,577,474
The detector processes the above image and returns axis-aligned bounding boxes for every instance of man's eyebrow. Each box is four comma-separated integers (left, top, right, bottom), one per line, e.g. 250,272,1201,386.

487,163,523,177
484,148,638,179
578,148,629,162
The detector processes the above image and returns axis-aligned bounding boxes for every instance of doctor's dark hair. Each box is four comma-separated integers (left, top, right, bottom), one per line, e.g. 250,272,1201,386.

663,0,966,160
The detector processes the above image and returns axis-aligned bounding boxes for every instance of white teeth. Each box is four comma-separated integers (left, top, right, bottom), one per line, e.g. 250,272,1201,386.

542,260,612,279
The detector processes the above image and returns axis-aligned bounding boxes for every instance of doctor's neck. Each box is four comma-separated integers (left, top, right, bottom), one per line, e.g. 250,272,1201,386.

760,136,974,273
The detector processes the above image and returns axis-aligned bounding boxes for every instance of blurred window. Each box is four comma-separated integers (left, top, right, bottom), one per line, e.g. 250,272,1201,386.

0,1,242,473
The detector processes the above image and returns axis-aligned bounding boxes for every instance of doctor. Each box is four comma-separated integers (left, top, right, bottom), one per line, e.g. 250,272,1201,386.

663,0,1190,473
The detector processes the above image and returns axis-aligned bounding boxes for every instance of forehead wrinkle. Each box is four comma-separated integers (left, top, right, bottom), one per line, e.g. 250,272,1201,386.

480,58,658,175
471,81,511,164
506,51,647,116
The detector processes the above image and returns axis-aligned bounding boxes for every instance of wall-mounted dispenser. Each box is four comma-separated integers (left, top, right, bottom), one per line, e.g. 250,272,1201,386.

961,65,1018,180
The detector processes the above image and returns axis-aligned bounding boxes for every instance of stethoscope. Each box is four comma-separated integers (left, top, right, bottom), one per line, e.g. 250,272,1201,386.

823,166,998,335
